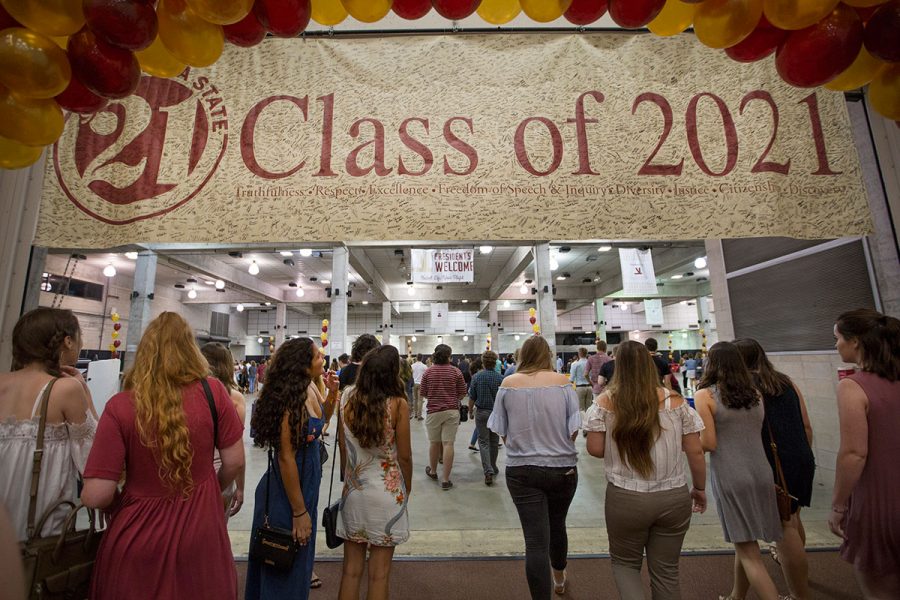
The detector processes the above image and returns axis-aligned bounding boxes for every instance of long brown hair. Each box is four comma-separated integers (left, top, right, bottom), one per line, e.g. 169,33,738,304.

200,342,236,393
11,307,81,375
517,335,553,374
124,312,208,497
836,309,900,382
606,341,661,478
698,342,759,410
345,345,405,448
734,338,792,397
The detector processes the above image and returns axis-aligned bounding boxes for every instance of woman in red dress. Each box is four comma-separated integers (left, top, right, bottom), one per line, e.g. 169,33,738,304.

82,312,245,599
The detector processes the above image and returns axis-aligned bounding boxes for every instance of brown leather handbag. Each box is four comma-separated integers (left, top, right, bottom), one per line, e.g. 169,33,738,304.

20,378,103,599
765,414,795,522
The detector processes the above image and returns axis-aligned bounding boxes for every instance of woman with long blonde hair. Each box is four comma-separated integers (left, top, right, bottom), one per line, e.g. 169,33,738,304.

82,312,245,600
585,340,706,599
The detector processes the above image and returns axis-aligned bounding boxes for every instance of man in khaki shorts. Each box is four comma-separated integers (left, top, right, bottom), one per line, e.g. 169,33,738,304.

420,343,467,491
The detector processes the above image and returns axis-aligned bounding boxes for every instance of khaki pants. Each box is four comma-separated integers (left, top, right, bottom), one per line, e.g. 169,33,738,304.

412,383,423,418
425,409,460,443
605,484,692,600
575,386,593,412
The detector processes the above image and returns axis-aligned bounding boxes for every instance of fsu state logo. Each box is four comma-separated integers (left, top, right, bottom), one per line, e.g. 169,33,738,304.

54,73,228,225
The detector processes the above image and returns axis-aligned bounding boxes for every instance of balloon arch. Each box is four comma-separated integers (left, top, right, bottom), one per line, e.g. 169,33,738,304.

0,0,897,170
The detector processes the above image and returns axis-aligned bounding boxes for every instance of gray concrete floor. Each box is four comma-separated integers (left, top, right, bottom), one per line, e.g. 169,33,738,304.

228,394,839,558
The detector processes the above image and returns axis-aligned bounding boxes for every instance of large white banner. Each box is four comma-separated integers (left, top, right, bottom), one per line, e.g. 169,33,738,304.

644,299,664,326
430,303,449,330
412,249,475,284
620,248,659,296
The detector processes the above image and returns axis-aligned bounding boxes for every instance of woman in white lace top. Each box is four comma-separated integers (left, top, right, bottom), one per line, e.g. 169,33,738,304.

0,308,98,541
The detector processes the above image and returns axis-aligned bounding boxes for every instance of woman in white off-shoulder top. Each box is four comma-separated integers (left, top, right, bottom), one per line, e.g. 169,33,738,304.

584,341,707,600
0,308,98,541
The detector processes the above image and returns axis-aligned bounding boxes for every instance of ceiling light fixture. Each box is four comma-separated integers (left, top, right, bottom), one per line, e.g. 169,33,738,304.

407,284,415,296
299,248,313,257
204,280,214,285
520,284,528,294
236,304,244,312
694,257,708,269
463,335,469,341
264,301,271,306
461,299,468,303
295,287,305,298
671,274,683,280
549,258,559,271
280,251,293,257
125,251,138,260
413,301,421,309
249,260,260,275
257,337,264,344
187,288,197,299
620,302,629,311
503,300,511,308
215,280,225,289
103,264,116,277
479,245,493,254
362,300,369,305
411,335,417,342
514,335,521,341
597,245,612,252
321,279,330,284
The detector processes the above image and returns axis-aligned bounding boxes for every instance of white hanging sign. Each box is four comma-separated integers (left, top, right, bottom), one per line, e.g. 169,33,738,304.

411,249,475,284
430,303,449,330
644,299,664,326
619,248,658,296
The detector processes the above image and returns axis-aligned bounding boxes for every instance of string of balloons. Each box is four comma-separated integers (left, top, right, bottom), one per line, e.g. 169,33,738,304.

0,0,897,170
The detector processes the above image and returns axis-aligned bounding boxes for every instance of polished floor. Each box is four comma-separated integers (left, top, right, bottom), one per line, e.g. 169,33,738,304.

227,394,839,559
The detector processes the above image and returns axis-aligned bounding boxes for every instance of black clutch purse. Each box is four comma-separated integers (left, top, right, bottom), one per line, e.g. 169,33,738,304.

459,404,469,422
249,449,300,570
322,406,344,549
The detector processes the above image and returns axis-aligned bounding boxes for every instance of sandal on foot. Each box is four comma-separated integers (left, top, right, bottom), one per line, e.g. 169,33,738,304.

553,572,567,595
769,544,781,565
310,575,322,589
425,466,438,480
441,480,453,490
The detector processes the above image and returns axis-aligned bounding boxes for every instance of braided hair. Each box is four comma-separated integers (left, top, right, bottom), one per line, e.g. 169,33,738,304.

11,308,80,375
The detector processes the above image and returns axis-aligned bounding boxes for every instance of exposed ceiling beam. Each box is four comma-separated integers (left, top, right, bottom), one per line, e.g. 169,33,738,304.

153,252,290,303
595,249,702,298
488,247,533,300
347,247,399,316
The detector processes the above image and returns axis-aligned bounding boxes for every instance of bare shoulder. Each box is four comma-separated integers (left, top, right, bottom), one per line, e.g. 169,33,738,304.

837,377,867,403
665,389,686,409
597,392,611,410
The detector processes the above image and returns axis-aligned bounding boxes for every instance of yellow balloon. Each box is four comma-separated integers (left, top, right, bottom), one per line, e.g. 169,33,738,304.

111,330,119,339
869,65,900,122
825,47,887,91
842,0,888,6
0,28,71,98
0,87,63,146
477,0,521,24
111,313,120,322
0,133,42,169
185,0,254,25
341,0,392,23
520,0,571,22
648,0,698,36
136,35,187,78
312,0,348,25
694,0,762,49
158,0,224,68
0,0,84,36
51,36,68,48
763,0,839,30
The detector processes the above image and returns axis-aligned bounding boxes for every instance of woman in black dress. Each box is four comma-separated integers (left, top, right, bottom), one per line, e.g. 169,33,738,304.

736,338,815,600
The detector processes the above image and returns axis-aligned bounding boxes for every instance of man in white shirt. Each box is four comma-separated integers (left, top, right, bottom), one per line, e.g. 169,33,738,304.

556,355,563,373
569,347,592,412
411,354,428,420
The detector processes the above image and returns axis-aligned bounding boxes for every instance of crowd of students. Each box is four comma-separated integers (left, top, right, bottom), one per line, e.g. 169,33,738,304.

0,306,898,599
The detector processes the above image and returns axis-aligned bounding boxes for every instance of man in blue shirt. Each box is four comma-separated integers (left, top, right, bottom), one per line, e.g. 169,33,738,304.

468,350,504,485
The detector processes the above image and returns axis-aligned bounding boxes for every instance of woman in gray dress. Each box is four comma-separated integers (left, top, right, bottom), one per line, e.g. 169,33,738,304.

694,342,782,600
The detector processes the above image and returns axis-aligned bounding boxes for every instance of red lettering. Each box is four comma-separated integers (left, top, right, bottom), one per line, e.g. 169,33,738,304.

800,92,841,176
346,118,393,177
514,117,563,176
739,91,790,175
398,117,433,176
443,117,478,176
241,95,308,180
566,91,604,175
633,92,683,176
685,93,738,178
314,93,337,177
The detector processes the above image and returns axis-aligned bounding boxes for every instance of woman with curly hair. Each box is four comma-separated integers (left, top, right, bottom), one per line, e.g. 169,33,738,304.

82,312,245,599
245,337,339,600
694,342,781,600
337,345,412,600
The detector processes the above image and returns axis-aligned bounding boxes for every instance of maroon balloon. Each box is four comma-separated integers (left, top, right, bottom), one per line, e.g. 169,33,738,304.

67,27,140,99
726,15,787,63
0,4,21,28
394,0,431,19
55,73,108,113
564,0,608,25
82,0,157,50
864,1,900,63
608,0,664,29
224,10,267,47
113,340,121,348
776,5,863,88
431,0,481,20
254,0,311,37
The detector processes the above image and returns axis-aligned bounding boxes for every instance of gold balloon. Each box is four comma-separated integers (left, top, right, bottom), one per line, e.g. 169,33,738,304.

0,87,64,146
648,0,698,36
763,0,839,30
51,36,68,48
694,0,763,49
869,65,900,122
341,0,392,23
185,0,254,25
312,0,348,25
477,0,521,24
0,0,85,37
0,28,71,98
158,0,224,68
842,0,888,6
137,34,187,78
825,47,887,91
0,133,43,169
520,0,571,22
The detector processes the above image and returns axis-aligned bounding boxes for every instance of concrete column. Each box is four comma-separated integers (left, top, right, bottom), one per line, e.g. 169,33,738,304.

21,246,48,315
704,239,735,341
0,156,47,372
123,251,158,371
329,246,349,358
488,300,499,353
593,299,607,343
274,302,287,348
381,302,392,345
533,242,557,360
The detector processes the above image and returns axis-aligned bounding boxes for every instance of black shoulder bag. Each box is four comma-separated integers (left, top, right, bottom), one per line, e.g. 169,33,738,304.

321,402,344,549
249,444,305,571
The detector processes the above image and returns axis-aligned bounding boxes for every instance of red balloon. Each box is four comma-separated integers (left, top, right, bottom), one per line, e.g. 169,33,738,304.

0,4,21,28
321,339,328,347
431,0,481,20
565,0,608,25
394,0,431,19
224,9,267,47
864,1,900,63
83,0,158,51
55,73,109,113
113,322,122,331
254,0,311,37
529,316,537,324
726,15,787,63
854,6,880,23
113,339,121,348
322,325,328,333
68,27,141,99
608,0,664,29
776,5,863,88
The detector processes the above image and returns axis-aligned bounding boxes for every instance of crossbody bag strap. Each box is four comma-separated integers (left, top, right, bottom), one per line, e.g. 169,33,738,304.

266,417,310,526
27,378,58,539
764,409,790,495
200,378,218,451
327,394,343,506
